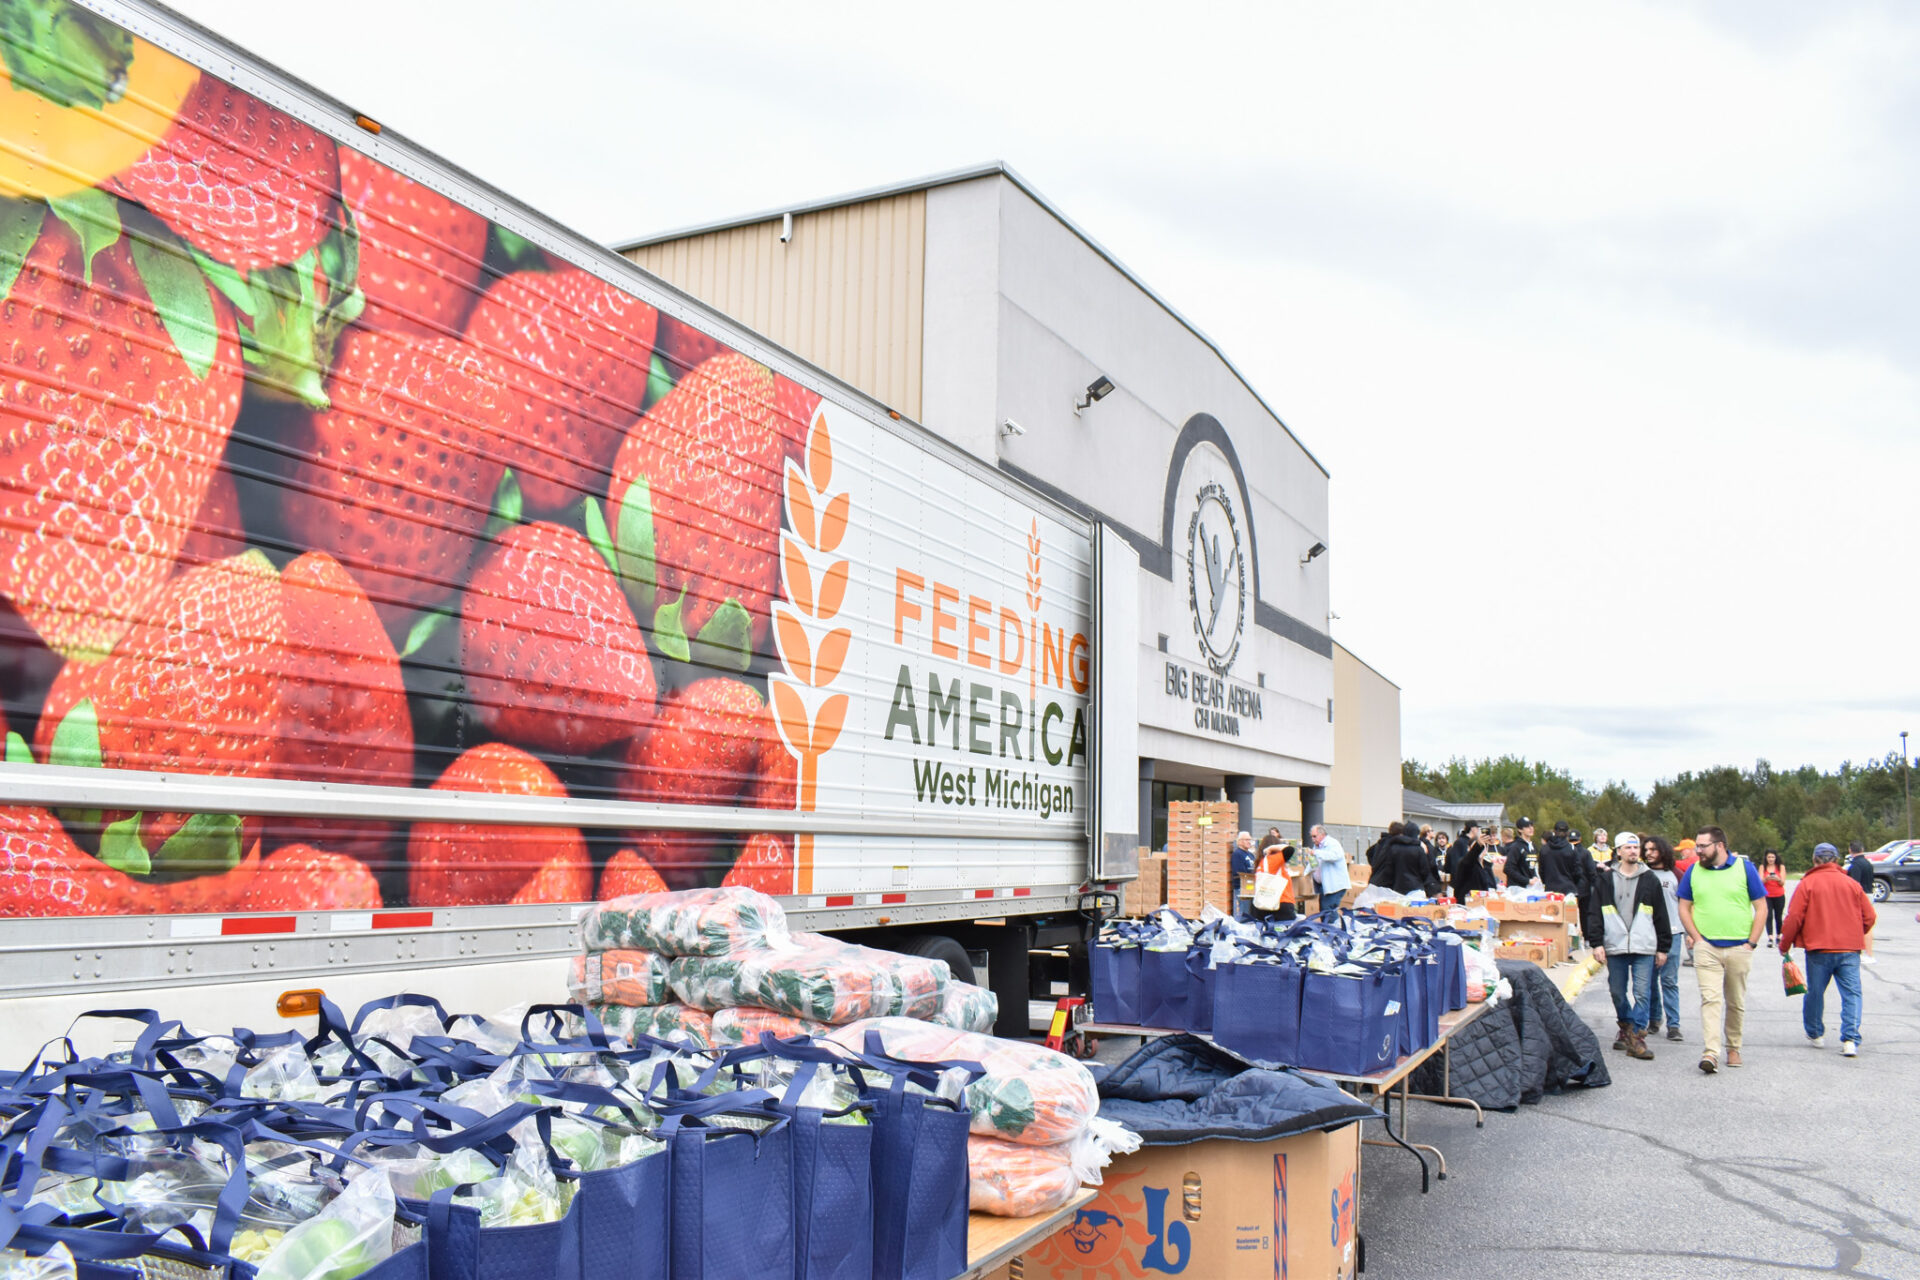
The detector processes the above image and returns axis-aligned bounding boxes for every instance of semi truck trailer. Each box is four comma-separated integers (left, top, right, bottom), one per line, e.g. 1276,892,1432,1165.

0,0,1143,1045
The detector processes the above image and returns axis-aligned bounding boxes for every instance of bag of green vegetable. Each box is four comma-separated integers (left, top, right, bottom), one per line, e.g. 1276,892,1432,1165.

256,1166,395,1280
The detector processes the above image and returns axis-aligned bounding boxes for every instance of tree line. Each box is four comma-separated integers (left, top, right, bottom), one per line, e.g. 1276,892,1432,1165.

1403,754,1916,870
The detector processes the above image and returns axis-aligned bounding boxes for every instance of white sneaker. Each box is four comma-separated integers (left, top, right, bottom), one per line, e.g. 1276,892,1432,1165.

1807,1033,1826,1048
1841,1041,1858,1057
1861,955,1877,967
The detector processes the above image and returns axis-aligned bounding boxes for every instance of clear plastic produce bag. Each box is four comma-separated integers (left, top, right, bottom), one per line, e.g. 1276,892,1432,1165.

569,949,673,1006
927,980,998,1033
254,1166,395,1280
580,887,791,956
0,1244,76,1280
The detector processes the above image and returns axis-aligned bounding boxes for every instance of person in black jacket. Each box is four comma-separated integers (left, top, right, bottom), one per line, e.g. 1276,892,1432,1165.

1582,832,1672,1060
1383,826,1441,897
1445,826,1477,891
1367,823,1401,875
1503,818,1537,887
1537,821,1590,896
1450,827,1499,896
1845,841,1878,965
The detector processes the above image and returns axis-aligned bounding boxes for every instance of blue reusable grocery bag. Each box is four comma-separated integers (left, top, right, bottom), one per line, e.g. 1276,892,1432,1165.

1210,956,1305,1064
1297,963,1404,1076
657,1092,795,1280
1438,932,1469,1010
1137,948,1193,1029
1089,941,1142,1025
1182,947,1218,1035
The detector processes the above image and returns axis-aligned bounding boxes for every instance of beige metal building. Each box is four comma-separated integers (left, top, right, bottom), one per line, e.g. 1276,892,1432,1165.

616,163,1401,851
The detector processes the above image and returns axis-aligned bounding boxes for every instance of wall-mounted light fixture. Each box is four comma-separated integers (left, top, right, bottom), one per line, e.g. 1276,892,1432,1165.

779,212,793,244
1001,418,1025,438
1300,541,1327,566
1073,375,1115,416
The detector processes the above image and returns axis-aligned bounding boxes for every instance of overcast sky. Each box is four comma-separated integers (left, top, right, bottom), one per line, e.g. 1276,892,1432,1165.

167,0,1919,795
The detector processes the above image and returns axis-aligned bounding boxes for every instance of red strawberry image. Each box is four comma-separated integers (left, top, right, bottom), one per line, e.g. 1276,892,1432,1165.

463,268,656,514
462,522,654,756
723,833,794,896
237,845,381,911
408,742,586,906
118,74,338,273
746,705,798,811
0,805,160,917
607,353,782,662
156,841,261,914
175,469,247,571
598,847,669,899
0,210,243,660
339,148,488,339
274,551,413,857
34,550,285,852
510,845,593,904
280,330,503,618
773,374,822,457
625,832,724,894
654,314,727,378
618,677,764,807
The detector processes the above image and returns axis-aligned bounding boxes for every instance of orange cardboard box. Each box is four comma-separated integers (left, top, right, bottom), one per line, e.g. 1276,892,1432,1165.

1004,1124,1361,1280
1497,919,1571,963
1495,939,1551,965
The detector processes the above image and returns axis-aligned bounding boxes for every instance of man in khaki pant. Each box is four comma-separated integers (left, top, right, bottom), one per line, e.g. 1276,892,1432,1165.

1676,825,1768,1073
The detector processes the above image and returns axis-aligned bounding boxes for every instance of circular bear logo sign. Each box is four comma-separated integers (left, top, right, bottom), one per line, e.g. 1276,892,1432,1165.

1185,481,1245,676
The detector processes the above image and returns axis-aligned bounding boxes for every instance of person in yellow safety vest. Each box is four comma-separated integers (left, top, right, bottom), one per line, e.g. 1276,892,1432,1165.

1247,843,1299,922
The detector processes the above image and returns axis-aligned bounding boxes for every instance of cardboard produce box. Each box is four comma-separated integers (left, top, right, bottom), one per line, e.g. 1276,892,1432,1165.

1495,939,1552,965
1119,853,1168,917
1005,1124,1361,1280
1495,919,1572,963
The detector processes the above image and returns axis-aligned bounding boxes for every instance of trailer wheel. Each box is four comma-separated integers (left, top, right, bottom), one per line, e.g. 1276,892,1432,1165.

901,934,977,985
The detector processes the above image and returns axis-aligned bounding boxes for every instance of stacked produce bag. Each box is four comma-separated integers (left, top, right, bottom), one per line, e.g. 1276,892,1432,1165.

574,886,999,1045
1092,905,1473,1075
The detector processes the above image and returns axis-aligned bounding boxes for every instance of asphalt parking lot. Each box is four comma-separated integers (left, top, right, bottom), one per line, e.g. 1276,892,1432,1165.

1357,903,1920,1279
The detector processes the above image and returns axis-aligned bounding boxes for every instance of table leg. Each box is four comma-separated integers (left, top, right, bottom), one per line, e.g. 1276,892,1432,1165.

1359,1082,1432,1193
1404,1039,1486,1127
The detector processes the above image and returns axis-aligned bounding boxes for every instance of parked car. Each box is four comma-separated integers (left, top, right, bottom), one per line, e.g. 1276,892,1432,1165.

1865,839,1919,862
1867,847,1920,902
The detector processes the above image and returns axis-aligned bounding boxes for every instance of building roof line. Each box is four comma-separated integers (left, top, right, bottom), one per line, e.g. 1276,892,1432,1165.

1332,640,1400,690
611,161,1330,479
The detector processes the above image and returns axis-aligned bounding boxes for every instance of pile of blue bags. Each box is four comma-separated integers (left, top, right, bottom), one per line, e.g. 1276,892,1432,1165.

1090,908,1470,1076
0,996,979,1280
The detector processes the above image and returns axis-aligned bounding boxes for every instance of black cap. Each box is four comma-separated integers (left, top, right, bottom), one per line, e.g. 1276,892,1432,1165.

1519,817,1533,828
1569,830,1582,841
1553,820,1569,833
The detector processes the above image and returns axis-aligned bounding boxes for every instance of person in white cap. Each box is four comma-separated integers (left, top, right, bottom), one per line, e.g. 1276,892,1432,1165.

1581,831,1671,1061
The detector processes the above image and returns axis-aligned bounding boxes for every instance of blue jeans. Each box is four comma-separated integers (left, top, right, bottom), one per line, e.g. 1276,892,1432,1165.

1647,946,1683,1031
1803,951,1862,1044
1608,953,1657,1031
1320,888,1346,914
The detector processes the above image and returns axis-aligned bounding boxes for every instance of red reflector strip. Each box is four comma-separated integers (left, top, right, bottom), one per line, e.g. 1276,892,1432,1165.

975,889,996,899
881,893,906,904
1012,887,1032,897
824,895,855,907
373,911,433,929
222,915,295,936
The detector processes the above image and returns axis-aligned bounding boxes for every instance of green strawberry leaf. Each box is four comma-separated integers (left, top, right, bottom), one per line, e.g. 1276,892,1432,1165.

0,198,46,302
236,206,364,407
582,494,617,577
0,0,134,110
492,225,548,272
614,475,658,618
97,813,151,876
152,812,241,879
485,469,523,539
190,246,259,319
47,187,121,285
4,730,33,765
643,352,673,411
691,599,753,673
127,223,220,381
401,607,455,659
49,698,102,770
652,588,691,664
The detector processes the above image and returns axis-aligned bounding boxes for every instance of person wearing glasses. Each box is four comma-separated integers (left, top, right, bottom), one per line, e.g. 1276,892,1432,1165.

1676,825,1767,1074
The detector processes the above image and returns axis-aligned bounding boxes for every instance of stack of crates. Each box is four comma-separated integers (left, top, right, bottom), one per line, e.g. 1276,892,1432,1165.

1118,851,1168,917
1164,800,1236,915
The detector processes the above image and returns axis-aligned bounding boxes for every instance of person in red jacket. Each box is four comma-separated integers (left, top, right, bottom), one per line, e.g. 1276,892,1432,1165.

1781,843,1878,1058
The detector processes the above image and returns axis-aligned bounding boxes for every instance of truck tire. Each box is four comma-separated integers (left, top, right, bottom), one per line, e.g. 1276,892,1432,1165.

902,934,977,986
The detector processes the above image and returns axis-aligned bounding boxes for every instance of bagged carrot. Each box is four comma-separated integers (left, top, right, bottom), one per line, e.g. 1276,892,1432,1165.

568,949,671,1006
967,1117,1142,1215
591,1001,714,1048
710,1006,832,1045
669,933,948,1023
580,887,790,955
927,979,997,1033
828,1017,1099,1146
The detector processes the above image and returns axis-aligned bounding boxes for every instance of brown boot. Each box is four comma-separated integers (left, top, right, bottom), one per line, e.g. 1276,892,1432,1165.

1626,1029,1655,1060
1612,1020,1629,1051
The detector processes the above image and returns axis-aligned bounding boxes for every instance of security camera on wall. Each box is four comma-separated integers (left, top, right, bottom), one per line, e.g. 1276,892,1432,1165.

1001,418,1026,437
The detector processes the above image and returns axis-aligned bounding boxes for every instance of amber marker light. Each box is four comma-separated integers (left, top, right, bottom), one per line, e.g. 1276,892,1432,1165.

277,988,326,1018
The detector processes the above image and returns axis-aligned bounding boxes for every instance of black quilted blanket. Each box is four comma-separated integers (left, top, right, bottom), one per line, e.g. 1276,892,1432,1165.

1409,960,1610,1108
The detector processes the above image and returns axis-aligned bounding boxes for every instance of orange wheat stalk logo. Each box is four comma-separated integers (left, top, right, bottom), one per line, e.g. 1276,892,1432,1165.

770,408,852,893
